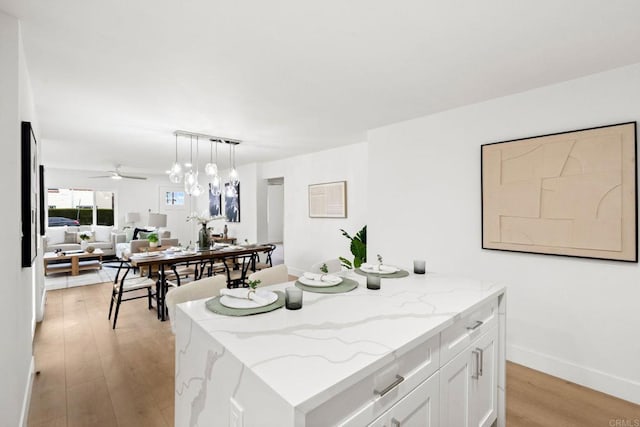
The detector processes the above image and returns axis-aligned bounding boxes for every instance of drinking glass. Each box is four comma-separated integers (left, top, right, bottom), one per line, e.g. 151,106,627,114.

367,274,381,290
413,260,426,274
285,287,303,310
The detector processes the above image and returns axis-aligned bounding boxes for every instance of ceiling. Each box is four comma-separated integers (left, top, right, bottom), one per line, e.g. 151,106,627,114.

3,0,640,176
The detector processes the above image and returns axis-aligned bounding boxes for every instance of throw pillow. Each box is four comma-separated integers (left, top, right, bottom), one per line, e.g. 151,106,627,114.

64,231,78,244
92,225,112,243
125,228,134,242
138,231,151,240
47,227,66,245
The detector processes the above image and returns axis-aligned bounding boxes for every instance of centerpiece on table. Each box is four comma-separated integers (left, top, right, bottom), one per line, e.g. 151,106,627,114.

187,212,226,249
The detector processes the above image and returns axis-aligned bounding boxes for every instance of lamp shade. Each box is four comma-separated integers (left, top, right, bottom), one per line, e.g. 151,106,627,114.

126,212,141,223
148,213,167,228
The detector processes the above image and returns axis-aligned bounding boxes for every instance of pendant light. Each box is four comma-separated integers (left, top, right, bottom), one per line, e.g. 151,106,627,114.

190,136,203,197
228,141,239,187
205,140,218,176
209,140,221,196
184,136,196,195
169,134,183,184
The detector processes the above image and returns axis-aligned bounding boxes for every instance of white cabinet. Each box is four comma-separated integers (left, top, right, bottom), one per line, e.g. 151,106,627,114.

369,372,440,427
440,326,498,427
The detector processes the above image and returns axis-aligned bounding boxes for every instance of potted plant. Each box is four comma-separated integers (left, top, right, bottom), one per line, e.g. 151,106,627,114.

148,232,159,248
339,225,367,269
78,231,92,250
188,212,225,249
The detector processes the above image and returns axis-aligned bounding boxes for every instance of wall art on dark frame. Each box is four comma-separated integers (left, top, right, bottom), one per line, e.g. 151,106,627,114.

39,165,45,235
224,182,240,222
481,121,637,262
21,121,38,267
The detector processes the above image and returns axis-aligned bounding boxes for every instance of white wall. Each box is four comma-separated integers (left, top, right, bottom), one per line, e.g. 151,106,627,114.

259,143,368,275
0,11,37,426
267,184,284,242
367,63,640,404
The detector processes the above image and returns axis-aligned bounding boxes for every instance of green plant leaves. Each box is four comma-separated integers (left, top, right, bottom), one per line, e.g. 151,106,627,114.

339,225,367,269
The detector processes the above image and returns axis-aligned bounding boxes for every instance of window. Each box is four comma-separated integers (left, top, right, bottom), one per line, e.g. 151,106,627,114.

47,188,115,227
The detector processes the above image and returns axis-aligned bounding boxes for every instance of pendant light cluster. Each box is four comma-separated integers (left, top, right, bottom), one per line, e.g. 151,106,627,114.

168,131,241,197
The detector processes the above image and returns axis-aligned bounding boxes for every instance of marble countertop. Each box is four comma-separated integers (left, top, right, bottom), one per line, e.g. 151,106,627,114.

176,271,505,412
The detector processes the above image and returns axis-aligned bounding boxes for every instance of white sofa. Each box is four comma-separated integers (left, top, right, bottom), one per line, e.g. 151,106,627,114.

44,225,117,256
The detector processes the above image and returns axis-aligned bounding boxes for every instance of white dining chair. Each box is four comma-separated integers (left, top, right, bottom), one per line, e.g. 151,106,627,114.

310,258,342,274
247,264,289,287
165,275,227,333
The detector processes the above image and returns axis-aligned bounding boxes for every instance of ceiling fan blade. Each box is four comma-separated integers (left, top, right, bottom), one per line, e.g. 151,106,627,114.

89,175,113,179
119,174,147,180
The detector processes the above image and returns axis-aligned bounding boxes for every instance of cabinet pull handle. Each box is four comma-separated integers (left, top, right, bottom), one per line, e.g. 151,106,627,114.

472,350,480,379
374,375,404,397
476,347,484,376
391,418,401,427
466,320,483,331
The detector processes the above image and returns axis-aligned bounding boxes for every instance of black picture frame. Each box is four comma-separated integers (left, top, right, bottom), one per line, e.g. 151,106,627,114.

224,182,240,222
481,121,637,263
39,165,45,235
21,121,38,267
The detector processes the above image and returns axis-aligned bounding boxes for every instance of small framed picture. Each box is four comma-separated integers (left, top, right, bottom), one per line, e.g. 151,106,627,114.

308,181,347,218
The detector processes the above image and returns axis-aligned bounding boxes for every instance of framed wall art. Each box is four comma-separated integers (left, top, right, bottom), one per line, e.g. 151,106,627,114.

208,183,222,217
21,121,38,267
308,181,347,218
481,122,637,262
224,182,240,222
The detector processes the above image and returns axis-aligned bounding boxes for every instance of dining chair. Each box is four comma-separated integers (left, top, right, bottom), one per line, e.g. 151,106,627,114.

247,264,289,287
221,253,254,288
310,258,342,274
165,275,227,333
160,237,179,247
252,243,277,271
108,260,157,329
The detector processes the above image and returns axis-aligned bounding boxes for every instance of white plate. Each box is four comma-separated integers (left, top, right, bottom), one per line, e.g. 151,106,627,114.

181,251,198,255
132,252,162,259
219,290,278,309
360,265,400,274
298,276,343,287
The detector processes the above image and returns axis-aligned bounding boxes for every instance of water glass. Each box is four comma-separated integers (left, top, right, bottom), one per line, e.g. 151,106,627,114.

285,287,303,310
367,274,381,290
413,260,426,274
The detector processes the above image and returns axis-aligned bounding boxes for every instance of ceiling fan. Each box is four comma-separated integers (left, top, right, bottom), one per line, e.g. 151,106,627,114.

89,166,147,180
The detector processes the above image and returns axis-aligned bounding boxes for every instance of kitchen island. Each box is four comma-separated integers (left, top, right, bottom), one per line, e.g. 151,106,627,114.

175,272,506,426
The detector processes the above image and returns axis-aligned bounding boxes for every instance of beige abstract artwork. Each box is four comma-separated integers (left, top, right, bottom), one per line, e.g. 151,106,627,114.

482,122,636,261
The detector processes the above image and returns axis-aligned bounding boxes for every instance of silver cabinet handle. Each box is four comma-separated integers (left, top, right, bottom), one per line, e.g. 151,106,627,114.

476,347,484,376
466,320,483,331
391,418,401,427
472,350,480,379
374,375,404,397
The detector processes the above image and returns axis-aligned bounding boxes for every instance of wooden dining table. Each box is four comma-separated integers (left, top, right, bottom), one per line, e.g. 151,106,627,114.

127,244,272,321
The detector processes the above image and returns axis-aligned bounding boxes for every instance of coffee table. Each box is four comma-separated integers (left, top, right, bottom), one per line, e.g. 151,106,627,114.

43,248,104,276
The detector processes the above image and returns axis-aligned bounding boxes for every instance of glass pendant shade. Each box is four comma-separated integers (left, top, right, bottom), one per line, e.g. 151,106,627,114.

170,162,182,175
184,178,192,195
191,181,203,197
184,170,196,187
229,168,239,186
169,171,182,184
204,162,218,176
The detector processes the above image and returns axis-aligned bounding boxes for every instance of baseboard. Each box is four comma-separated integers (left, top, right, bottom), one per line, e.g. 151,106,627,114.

19,356,35,427
508,344,640,405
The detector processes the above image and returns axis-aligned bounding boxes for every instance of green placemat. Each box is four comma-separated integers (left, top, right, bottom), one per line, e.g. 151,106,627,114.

295,278,359,294
205,290,285,316
355,268,410,278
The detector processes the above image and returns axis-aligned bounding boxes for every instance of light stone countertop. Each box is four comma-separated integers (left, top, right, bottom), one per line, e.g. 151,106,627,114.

176,271,505,413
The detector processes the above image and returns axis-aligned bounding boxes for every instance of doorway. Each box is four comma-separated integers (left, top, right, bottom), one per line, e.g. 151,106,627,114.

267,177,284,265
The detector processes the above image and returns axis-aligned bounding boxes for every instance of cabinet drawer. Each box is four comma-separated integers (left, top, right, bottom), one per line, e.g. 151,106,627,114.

440,298,497,366
306,334,440,427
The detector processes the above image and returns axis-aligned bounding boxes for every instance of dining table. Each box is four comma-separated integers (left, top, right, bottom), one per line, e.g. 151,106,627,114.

127,244,272,321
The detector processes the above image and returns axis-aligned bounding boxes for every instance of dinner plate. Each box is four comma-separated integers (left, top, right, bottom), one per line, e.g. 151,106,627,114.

360,265,400,274
298,276,343,287
219,290,278,309
182,250,197,255
132,252,162,259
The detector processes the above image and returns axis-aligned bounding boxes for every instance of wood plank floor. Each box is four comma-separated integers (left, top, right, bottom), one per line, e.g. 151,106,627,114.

29,282,640,426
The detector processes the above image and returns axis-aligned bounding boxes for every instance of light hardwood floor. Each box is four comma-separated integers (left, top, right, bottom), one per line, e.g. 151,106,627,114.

29,282,640,426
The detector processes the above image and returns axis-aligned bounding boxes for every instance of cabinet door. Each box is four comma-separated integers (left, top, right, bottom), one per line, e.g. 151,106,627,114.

439,347,472,427
369,372,440,427
470,327,498,427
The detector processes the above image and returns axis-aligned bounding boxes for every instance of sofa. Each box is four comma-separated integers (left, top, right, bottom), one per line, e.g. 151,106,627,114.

44,225,118,256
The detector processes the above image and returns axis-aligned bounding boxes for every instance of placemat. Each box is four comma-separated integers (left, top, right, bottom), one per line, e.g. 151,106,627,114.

355,268,410,278
205,290,285,316
295,278,359,294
